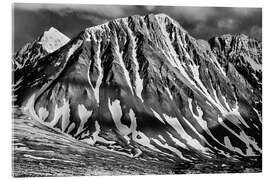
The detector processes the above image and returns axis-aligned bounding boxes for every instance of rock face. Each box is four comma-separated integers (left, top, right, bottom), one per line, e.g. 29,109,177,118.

13,14,262,163
209,34,262,115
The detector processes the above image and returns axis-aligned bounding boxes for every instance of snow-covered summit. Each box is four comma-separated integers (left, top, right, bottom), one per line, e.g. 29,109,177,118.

39,27,70,53
13,27,70,70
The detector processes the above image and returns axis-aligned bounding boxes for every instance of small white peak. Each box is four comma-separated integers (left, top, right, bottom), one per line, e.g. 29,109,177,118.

40,27,70,53
48,27,58,32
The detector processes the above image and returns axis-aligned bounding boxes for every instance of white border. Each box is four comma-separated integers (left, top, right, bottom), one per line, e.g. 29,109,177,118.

1,0,269,180
8,0,264,7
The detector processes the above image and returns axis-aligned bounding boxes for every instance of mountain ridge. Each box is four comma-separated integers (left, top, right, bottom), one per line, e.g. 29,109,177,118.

13,13,262,164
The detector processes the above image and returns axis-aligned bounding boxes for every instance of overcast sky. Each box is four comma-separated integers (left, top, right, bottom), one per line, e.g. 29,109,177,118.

13,3,262,52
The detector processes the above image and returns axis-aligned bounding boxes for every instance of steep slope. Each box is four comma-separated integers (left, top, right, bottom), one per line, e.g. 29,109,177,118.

13,14,262,163
209,34,262,116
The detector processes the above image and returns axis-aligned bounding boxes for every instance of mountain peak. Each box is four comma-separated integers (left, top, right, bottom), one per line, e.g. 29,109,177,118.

13,27,70,70
39,27,70,53
155,13,173,21
84,13,187,43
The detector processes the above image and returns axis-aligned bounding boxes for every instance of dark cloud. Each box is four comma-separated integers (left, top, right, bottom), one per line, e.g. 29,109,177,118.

148,6,262,41
13,3,262,52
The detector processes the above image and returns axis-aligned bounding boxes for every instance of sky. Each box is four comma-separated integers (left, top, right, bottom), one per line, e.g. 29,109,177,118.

13,3,262,52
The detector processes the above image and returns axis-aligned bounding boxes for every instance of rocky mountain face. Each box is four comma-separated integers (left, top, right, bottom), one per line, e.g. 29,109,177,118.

209,34,262,115
13,14,262,164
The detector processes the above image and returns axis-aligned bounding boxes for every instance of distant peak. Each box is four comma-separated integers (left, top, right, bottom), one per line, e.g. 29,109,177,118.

48,27,58,31
39,27,70,53
42,27,69,40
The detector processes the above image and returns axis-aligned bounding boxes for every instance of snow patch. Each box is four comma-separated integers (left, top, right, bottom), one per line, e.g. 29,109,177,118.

151,108,165,124
219,115,259,155
23,154,74,163
124,21,144,102
188,99,227,149
239,131,261,154
84,120,115,145
133,131,161,152
15,146,35,152
211,56,227,77
91,34,103,105
221,94,232,111
167,132,188,150
188,99,208,130
76,104,92,136
67,122,75,134
129,109,137,133
23,94,41,121
158,135,166,142
165,87,173,100
128,108,161,152
224,136,244,155
49,99,70,130
152,138,190,161
38,107,49,121
108,98,130,135
163,113,208,153
114,36,134,95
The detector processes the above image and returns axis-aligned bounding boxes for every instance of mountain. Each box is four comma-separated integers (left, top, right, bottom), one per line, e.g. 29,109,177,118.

13,27,70,70
13,13,262,166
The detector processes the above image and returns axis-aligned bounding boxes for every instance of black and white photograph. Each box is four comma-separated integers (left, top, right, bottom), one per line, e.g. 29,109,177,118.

11,2,262,177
